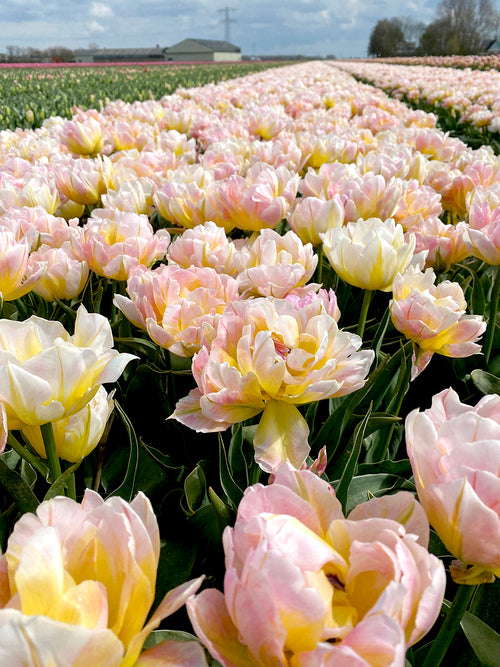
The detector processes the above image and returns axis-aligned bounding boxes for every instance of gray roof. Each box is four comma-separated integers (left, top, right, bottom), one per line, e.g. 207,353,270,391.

75,47,165,56
165,38,240,53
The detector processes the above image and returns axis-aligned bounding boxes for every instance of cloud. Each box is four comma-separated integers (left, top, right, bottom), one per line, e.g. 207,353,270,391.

90,2,113,18
0,0,442,57
88,20,106,33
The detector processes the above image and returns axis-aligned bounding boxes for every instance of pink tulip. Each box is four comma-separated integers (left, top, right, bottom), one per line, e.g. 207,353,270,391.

288,195,345,247
171,296,373,471
112,120,155,152
0,205,77,250
152,167,221,231
299,162,358,199
406,388,500,584
20,176,61,214
187,465,445,666
29,242,89,301
342,174,402,223
465,186,500,264
393,180,442,230
297,131,359,169
167,221,239,275
60,117,104,156
205,162,300,233
53,157,109,206
0,230,45,301
390,267,486,377
101,179,155,216
0,491,204,666
408,216,469,270
71,209,170,282
114,264,240,357
236,228,317,298
249,135,303,172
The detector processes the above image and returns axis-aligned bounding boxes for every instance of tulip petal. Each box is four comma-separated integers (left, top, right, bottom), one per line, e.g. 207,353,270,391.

187,588,257,667
0,609,124,667
348,491,430,548
253,399,310,472
123,577,205,667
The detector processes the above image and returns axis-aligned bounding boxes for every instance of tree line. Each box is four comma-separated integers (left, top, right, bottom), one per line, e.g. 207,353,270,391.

1,46,76,64
368,0,500,57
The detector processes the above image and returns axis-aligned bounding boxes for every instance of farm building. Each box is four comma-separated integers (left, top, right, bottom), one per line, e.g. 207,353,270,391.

164,39,241,62
74,47,166,63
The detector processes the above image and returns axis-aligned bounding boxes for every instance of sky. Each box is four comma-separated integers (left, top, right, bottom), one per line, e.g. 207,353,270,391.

0,0,450,59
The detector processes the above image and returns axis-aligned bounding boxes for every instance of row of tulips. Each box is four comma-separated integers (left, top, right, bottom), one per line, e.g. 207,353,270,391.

356,54,500,71
337,59,500,134
0,59,498,665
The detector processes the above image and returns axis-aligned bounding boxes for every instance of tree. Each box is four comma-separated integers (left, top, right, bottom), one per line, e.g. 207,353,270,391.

368,18,405,57
434,0,500,53
399,16,427,49
44,46,75,62
419,17,458,55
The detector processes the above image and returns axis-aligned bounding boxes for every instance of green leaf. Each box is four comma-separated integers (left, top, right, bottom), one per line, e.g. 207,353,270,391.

188,502,230,551
461,611,500,667
334,405,372,511
184,465,207,514
0,457,38,514
471,369,500,395
143,629,202,650
141,442,182,473
357,459,412,476
313,344,409,452
113,336,160,357
219,436,244,509
153,539,197,609
228,423,249,487
107,401,139,501
208,487,233,525
44,461,81,500
344,472,415,515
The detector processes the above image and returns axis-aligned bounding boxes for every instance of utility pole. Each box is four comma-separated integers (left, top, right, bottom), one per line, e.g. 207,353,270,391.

219,7,236,42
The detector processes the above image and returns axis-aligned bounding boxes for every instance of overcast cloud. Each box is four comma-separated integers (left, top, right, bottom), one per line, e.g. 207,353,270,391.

0,0,454,58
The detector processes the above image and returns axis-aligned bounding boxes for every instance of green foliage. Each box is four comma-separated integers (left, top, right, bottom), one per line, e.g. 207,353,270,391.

0,62,282,132
368,18,406,57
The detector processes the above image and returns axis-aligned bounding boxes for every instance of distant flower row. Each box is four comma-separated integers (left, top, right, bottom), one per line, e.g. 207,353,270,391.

353,53,500,71
337,59,500,132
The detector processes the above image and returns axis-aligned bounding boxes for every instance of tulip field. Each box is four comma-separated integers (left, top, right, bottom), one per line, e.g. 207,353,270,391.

0,61,279,132
0,58,499,666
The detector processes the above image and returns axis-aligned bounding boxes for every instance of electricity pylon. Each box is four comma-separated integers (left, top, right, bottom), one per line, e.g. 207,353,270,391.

219,7,236,42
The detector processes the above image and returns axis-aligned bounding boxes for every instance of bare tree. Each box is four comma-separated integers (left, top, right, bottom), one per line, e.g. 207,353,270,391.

436,0,499,53
398,16,427,46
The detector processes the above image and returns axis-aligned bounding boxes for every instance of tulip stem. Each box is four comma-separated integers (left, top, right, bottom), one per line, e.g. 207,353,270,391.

40,422,62,485
484,264,500,365
357,290,372,339
316,244,323,285
422,584,477,667
65,465,77,501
